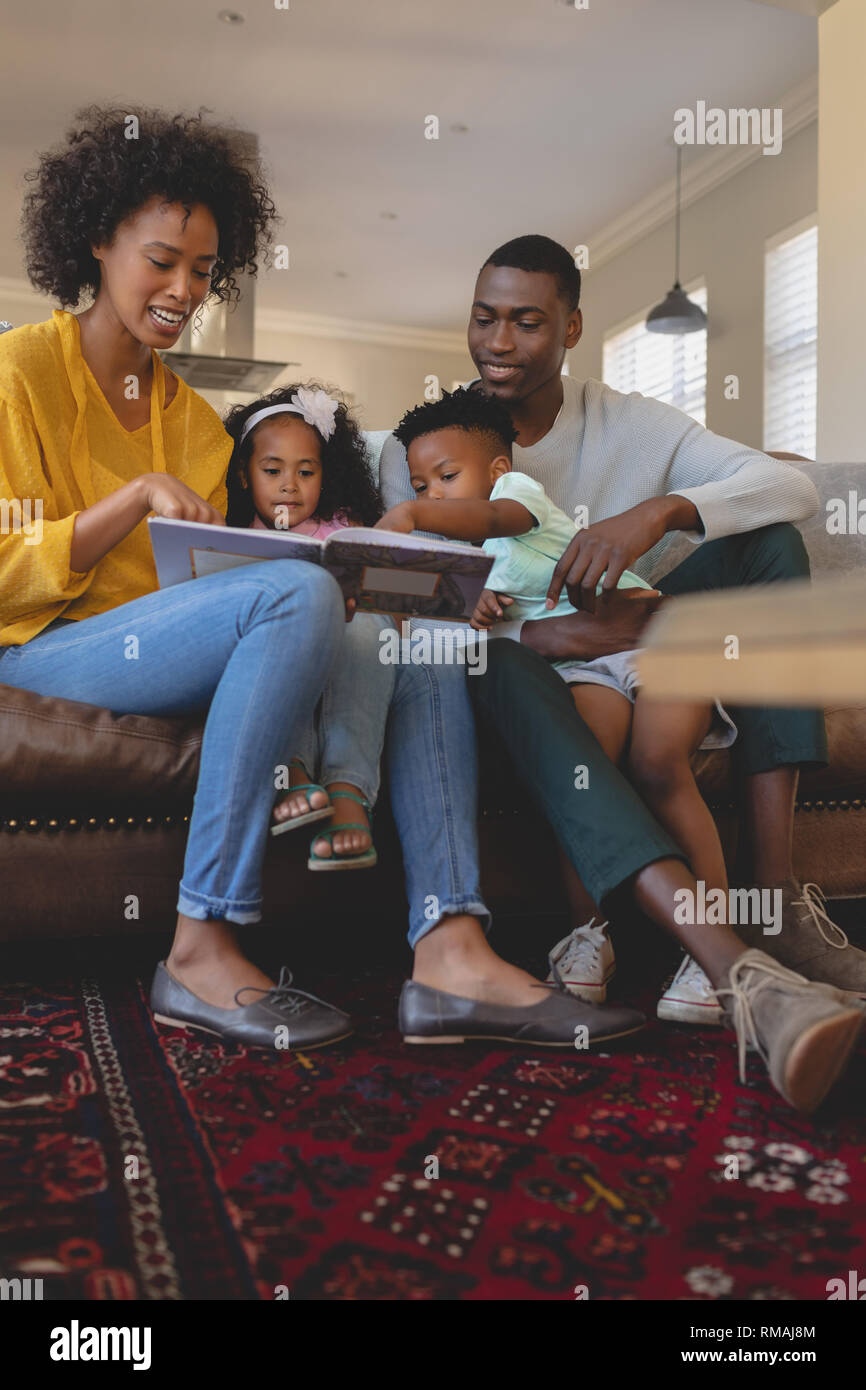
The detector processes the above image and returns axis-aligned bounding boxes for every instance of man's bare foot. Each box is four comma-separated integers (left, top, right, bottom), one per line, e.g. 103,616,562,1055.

167,917,275,1010
272,760,330,829
412,914,549,1007
311,782,372,859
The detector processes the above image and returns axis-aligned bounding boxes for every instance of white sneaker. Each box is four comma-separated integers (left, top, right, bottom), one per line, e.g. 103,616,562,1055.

546,918,615,1002
657,953,724,1025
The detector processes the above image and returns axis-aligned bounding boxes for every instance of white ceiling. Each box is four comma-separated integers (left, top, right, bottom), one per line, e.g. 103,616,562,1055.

0,0,817,331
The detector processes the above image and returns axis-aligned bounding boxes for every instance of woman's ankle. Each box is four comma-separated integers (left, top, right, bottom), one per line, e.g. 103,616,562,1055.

169,915,241,969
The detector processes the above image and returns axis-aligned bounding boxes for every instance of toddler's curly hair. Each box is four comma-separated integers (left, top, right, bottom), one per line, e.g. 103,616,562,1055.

394,387,518,459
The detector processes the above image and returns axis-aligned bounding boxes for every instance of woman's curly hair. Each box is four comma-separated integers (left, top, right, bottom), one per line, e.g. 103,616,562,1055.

223,384,383,529
21,104,277,307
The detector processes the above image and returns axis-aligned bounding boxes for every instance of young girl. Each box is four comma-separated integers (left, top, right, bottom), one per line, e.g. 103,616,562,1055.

225,383,393,870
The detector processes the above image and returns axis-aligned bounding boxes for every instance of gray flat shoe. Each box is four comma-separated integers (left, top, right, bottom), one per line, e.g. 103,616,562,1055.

399,979,645,1047
151,962,353,1051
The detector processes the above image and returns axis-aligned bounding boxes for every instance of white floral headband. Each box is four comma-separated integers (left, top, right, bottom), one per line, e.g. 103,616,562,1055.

240,387,340,445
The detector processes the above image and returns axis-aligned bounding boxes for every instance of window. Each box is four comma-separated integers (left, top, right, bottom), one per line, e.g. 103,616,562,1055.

764,218,817,458
602,284,707,425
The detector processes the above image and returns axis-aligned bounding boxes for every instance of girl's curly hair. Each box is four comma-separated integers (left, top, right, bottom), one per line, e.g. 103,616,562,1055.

223,384,383,529
21,104,277,307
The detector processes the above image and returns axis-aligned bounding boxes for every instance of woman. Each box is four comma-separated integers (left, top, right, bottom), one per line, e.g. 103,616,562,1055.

0,106,354,1047
0,105,634,1054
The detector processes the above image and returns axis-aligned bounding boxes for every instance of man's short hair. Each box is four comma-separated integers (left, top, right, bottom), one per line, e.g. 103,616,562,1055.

481,234,581,310
394,388,518,458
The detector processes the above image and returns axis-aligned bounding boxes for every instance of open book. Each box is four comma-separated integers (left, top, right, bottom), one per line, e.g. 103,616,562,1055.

148,517,493,622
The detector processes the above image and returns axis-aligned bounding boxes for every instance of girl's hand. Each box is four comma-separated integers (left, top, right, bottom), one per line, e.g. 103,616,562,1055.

471,589,514,630
139,473,225,526
375,502,416,534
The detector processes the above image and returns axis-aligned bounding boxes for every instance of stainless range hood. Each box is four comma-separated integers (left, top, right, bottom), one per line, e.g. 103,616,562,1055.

161,131,297,393
163,275,296,393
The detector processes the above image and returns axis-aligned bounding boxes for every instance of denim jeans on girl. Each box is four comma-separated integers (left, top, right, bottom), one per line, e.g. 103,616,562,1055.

293,611,396,805
0,561,345,923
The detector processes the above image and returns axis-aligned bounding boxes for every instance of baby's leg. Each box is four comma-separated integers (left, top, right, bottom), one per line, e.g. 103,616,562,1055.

570,683,632,765
628,695,727,890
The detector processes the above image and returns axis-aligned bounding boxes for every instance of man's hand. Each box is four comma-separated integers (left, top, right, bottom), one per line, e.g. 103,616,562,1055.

375,501,417,534
470,589,514,631
140,473,226,527
546,495,699,614
522,589,668,662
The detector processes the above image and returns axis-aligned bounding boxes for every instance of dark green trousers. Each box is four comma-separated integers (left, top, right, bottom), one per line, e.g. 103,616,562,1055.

470,523,825,906
657,522,828,773
471,639,685,906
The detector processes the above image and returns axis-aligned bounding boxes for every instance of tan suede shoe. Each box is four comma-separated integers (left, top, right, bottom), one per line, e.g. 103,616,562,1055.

734,884,866,1000
716,949,864,1114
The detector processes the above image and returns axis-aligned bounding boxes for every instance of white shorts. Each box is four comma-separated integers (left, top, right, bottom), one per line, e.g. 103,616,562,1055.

555,648,737,751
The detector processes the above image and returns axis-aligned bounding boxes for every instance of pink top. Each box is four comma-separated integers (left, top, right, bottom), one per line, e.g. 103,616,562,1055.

250,509,352,539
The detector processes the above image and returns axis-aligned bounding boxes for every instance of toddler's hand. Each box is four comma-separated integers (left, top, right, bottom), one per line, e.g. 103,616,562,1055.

375,502,416,534
471,589,514,630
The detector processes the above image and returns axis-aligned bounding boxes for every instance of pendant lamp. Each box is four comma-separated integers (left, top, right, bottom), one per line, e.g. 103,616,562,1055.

646,145,708,335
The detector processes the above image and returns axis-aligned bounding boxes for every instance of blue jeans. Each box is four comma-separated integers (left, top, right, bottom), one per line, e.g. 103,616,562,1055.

293,612,396,805
386,657,490,948
0,561,345,923
0,571,490,947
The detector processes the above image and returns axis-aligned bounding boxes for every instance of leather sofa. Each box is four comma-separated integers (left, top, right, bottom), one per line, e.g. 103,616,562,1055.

2,449,864,942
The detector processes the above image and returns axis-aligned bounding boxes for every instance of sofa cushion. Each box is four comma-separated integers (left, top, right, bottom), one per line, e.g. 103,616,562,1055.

0,683,202,812
650,460,866,585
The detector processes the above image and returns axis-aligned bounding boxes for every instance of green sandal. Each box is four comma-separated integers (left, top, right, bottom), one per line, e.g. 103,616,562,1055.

270,760,334,838
308,790,377,871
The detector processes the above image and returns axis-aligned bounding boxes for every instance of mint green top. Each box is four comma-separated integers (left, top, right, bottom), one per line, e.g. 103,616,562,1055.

483,470,653,623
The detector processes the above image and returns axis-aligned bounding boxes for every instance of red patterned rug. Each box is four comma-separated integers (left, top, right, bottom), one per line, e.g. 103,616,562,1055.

2,961,865,1301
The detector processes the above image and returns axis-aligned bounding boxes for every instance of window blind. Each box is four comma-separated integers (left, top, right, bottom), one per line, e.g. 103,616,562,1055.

764,221,817,458
602,285,708,425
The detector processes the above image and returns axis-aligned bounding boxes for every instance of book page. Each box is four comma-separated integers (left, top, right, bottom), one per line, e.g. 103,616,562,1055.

323,531,492,620
149,517,322,587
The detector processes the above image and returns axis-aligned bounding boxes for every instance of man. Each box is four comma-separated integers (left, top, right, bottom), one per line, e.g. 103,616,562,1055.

379,233,866,1013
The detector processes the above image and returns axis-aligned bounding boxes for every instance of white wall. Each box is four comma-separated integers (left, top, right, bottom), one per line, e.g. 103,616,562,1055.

568,122,818,452
817,0,866,461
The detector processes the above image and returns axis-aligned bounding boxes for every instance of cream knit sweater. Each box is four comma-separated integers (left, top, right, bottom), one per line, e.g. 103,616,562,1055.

379,375,819,593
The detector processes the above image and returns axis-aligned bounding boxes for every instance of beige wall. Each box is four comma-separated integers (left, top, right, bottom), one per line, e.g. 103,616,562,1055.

253,325,474,433
0,278,474,433
817,0,866,461
568,122,818,451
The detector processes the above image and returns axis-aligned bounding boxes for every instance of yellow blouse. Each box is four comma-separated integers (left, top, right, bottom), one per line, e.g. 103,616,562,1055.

0,310,230,646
